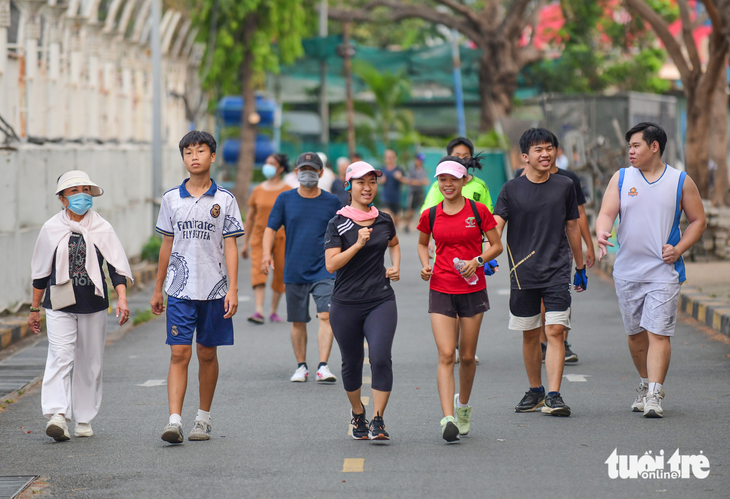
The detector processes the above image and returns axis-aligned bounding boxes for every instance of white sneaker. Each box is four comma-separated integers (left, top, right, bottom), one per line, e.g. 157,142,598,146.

74,422,93,437
631,383,648,412
290,365,309,382
316,364,337,383
46,413,70,441
643,390,665,418
455,349,460,364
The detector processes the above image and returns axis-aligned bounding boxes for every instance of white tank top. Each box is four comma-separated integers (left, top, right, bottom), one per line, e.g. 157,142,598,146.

613,165,687,283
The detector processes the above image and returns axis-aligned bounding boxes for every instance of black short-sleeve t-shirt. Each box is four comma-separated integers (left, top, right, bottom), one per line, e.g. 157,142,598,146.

515,167,586,205
494,173,579,289
324,212,397,305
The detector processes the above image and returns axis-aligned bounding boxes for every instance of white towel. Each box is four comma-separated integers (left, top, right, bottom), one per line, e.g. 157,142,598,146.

31,209,134,297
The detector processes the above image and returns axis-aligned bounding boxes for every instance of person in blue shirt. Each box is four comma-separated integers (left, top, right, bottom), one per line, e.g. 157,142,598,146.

379,149,405,227
263,152,343,383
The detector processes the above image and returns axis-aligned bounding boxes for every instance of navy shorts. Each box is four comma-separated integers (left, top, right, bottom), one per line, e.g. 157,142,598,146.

285,279,334,323
166,296,234,347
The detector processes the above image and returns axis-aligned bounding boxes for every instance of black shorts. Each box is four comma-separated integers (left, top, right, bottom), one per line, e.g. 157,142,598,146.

508,284,571,330
384,199,401,213
429,288,490,318
409,190,425,210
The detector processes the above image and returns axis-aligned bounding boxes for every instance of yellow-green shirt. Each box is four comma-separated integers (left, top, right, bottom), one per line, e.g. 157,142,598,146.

420,176,494,213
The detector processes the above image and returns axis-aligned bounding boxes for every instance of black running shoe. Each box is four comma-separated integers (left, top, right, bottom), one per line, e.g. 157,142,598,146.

564,341,578,363
368,416,390,440
541,342,547,363
541,393,571,417
350,408,369,440
515,390,545,412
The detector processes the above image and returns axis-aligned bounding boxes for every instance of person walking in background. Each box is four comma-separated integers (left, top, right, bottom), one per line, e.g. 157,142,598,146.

325,161,401,441
596,122,706,418
379,149,405,227
331,156,351,206
151,131,244,443
30,170,133,441
417,157,503,443
241,153,292,324
318,152,336,193
263,152,342,383
402,152,430,232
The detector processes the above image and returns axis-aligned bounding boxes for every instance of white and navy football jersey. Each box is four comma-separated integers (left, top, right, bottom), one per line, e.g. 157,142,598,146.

156,179,244,300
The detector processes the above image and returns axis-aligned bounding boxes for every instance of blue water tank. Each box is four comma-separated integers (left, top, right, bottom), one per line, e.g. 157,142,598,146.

218,96,276,127
222,136,276,165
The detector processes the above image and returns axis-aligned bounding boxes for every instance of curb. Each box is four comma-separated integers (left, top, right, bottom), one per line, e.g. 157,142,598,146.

595,253,730,337
0,263,158,353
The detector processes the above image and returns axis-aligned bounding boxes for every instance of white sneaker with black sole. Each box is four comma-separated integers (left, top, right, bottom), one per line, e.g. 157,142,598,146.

316,364,337,383
46,413,70,441
643,390,665,418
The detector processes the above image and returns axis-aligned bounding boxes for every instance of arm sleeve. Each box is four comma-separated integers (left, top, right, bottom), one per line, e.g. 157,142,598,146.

155,195,174,237
323,218,342,250
267,194,285,231
223,197,245,238
107,261,128,288
420,181,442,213
565,184,580,221
248,187,258,207
416,209,432,235
388,215,397,240
493,184,509,221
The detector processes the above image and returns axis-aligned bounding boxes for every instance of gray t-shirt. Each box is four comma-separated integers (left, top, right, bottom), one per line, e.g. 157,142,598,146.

407,166,428,194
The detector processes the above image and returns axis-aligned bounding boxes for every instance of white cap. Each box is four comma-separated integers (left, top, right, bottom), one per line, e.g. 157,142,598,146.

55,170,104,197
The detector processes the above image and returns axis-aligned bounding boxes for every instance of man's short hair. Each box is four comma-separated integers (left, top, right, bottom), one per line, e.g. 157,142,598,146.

179,130,217,158
446,137,474,156
625,122,667,156
519,128,558,155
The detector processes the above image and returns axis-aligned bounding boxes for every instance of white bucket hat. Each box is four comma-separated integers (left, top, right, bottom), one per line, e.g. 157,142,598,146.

55,170,104,197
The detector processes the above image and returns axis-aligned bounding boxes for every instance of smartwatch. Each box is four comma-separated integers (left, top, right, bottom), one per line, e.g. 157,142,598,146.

476,256,485,267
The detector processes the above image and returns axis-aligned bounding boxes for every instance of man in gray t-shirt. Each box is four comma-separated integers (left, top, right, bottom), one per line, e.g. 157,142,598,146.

402,153,430,232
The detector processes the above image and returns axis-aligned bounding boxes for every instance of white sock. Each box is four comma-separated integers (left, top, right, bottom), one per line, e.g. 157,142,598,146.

169,414,182,425
196,409,211,425
641,377,649,386
457,398,469,408
648,382,663,394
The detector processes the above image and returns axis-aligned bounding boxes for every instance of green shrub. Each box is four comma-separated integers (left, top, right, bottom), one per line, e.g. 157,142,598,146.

141,235,162,262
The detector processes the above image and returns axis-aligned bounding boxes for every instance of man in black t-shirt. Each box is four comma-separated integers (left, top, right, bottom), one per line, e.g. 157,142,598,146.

515,134,595,363
494,128,586,417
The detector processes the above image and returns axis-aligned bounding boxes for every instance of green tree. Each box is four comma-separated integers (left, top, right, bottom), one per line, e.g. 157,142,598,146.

192,0,308,207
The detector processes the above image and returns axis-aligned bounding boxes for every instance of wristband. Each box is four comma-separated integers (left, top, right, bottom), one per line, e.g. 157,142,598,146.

30,306,41,312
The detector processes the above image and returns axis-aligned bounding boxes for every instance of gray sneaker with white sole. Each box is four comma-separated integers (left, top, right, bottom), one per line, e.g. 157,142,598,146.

188,420,211,441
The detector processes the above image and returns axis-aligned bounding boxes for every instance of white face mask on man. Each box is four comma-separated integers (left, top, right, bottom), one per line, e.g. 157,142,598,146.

297,170,319,188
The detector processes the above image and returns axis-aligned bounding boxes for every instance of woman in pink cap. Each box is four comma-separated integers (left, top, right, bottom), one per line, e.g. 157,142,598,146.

416,156,503,442
324,161,401,441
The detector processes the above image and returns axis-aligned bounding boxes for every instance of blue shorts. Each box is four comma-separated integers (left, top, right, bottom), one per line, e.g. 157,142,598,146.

166,296,234,347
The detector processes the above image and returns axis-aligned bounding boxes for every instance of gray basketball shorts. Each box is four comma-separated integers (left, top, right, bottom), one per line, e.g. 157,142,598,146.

614,278,682,337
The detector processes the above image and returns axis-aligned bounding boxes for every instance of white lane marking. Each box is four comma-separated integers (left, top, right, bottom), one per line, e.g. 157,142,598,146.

496,289,511,296
563,374,591,382
364,357,370,365
361,396,370,406
137,379,167,387
342,458,365,472
362,376,372,384
347,424,353,436
237,295,251,302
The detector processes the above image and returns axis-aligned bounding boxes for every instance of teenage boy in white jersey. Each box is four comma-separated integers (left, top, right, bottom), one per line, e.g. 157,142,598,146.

151,131,245,443
596,122,706,418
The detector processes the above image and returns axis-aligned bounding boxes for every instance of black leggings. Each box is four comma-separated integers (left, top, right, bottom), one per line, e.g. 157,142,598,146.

329,298,398,392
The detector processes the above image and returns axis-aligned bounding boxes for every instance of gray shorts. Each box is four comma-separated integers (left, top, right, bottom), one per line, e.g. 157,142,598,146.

285,279,335,323
614,278,682,337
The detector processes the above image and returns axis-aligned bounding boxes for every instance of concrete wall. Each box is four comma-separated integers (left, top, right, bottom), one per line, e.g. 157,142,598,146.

0,143,187,313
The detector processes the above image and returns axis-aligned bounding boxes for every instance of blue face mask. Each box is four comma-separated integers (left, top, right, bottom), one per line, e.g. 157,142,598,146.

67,193,93,215
262,163,278,179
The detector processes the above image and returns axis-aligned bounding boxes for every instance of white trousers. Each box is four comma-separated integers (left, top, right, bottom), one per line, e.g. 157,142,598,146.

42,308,108,423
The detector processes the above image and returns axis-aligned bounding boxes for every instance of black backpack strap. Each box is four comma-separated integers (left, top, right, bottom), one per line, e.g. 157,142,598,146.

428,202,441,233
468,198,487,242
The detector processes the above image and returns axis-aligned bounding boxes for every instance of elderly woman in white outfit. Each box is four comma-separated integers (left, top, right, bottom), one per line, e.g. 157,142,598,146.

28,171,133,441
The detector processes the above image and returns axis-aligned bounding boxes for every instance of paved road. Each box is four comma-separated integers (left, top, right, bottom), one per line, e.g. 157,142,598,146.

1,232,729,498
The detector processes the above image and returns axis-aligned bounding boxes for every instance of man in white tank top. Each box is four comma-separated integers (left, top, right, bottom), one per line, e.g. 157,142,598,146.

595,122,706,419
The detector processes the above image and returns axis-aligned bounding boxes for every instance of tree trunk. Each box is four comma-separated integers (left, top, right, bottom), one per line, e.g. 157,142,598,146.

683,81,713,198
233,15,258,210
477,49,518,132
709,59,730,207
343,22,356,159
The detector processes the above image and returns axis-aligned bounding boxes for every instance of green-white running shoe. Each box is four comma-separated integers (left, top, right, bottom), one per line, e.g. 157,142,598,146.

453,394,472,436
440,415,460,443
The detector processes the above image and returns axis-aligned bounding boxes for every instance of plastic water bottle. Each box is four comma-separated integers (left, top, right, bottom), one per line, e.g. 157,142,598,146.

453,258,478,285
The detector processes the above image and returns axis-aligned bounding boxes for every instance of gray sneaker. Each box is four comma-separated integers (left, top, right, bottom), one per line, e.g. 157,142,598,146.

188,420,211,441
643,390,665,418
631,383,648,412
161,422,184,443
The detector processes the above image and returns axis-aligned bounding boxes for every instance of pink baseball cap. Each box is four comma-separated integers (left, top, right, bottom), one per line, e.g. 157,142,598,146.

434,160,467,179
345,161,383,182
